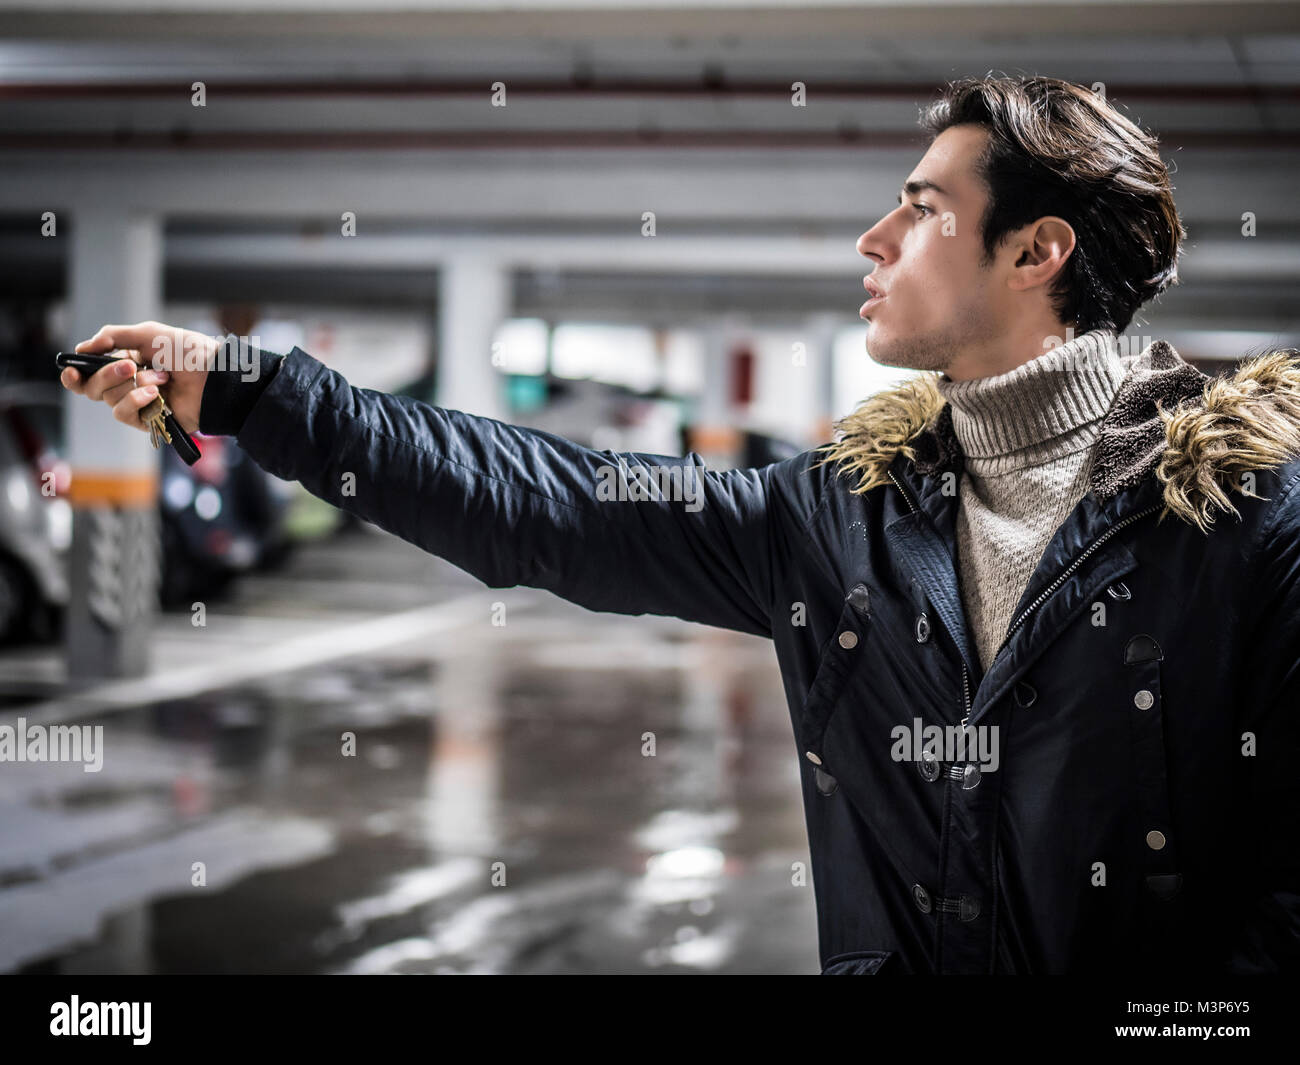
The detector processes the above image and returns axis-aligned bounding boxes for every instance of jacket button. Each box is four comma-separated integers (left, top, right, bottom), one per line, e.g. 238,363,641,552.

917,752,940,782
960,764,982,790
846,583,871,613
1014,681,1037,708
1146,830,1167,851
814,767,838,796
1134,689,1154,710
805,751,822,765
914,613,931,643
912,884,932,913
838,630,859,650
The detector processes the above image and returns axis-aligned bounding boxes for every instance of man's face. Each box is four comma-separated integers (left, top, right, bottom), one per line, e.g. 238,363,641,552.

856,124,1005,374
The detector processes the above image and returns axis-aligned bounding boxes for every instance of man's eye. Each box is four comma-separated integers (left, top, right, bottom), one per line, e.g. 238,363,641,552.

913,203,933,217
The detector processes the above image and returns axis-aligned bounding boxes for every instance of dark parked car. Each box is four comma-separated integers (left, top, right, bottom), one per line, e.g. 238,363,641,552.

158,434,294,606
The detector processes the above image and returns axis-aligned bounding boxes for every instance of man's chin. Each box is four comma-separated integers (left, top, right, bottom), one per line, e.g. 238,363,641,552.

864,328,898,367
866,330,942,374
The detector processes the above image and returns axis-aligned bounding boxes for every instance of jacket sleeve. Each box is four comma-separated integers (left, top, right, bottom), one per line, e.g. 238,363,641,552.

226,344,825,639
1225,469,1300,973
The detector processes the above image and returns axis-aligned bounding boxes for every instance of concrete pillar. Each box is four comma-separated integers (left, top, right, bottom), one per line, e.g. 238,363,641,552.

688,317,747,468
437,257,509,420
804,312,841,444
64,208,163,681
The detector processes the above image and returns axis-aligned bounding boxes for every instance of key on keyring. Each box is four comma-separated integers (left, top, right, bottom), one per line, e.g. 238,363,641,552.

141,390,172,450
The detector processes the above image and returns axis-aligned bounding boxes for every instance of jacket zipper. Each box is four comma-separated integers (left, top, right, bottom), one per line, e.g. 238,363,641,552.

992,500,1164,661
889,471,1163,726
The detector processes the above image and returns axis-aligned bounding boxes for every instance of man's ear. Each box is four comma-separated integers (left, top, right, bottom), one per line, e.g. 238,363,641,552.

1009,217,1076,290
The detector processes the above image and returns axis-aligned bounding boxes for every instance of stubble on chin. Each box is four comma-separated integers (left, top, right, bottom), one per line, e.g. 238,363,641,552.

866,301,995,377
865,327,954,375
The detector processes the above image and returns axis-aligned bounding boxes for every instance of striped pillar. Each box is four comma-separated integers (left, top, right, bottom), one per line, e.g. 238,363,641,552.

63,209,163,681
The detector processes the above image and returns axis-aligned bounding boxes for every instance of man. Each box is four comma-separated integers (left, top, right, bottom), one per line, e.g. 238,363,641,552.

62,75,1300,974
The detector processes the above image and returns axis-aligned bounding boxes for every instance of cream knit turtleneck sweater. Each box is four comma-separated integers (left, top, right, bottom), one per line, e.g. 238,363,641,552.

935,329,1129,675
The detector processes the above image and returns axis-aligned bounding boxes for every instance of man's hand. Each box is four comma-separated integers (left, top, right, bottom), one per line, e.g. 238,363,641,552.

58,321,218,436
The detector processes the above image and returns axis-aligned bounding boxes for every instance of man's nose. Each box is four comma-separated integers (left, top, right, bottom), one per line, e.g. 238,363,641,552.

857,222,887,260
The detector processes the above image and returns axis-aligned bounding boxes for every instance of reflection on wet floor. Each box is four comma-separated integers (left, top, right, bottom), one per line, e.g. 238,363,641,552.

0,527,819,974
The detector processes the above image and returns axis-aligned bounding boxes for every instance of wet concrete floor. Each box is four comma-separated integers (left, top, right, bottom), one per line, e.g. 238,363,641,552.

0,524,820,974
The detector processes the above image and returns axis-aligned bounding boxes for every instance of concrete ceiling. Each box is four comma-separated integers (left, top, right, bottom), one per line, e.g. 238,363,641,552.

0,0,1297,337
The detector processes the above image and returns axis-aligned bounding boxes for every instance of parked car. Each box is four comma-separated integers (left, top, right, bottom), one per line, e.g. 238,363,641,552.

158,434,295,607
741,429,804,468
0,385,297,642
0,383,71,644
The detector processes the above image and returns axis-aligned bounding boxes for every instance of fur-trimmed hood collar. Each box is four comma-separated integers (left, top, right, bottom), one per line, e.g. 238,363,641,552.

813,338,1300,533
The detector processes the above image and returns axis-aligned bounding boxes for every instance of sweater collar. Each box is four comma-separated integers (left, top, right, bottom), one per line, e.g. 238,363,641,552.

934,329,1127,465
909,336,1217,517
813,335,1300,535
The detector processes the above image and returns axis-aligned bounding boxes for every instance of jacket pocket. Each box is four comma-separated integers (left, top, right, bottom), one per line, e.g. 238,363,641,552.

800,598,868,756
820,949,896,975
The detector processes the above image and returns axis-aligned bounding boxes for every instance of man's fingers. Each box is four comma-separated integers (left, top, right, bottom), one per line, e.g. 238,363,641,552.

83,355,143,402
96,366,169,408
76,322,157,355
75,327,124,354
60,366,84,394
75,321,210,375
99,375,136,408
74,335,113,354
114,385,160,429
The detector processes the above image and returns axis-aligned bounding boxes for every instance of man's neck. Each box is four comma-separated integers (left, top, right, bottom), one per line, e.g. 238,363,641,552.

935,328,1126,467
941,319,1082,382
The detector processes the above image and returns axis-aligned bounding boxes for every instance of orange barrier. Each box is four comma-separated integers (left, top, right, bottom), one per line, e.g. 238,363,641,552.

65,471,159,507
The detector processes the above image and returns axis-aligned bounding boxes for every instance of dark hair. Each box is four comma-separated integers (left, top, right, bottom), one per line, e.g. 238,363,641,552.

918,74,1186,335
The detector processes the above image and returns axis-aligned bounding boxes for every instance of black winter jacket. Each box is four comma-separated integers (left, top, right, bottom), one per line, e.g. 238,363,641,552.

203,335,1300,975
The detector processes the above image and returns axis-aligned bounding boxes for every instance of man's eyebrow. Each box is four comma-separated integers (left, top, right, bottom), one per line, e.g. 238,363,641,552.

896,179,949,204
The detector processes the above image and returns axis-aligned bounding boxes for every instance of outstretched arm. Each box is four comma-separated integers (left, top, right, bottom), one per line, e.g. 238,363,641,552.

240,342,801,636
61,325,823,639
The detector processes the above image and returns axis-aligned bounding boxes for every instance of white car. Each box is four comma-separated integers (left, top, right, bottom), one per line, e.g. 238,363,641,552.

0,383,71,644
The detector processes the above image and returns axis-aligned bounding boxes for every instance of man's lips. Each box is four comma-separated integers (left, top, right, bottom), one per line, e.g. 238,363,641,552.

860,291,886,317
861,275,887,317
